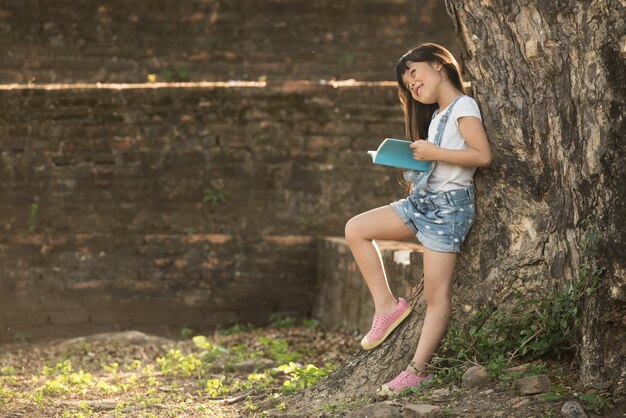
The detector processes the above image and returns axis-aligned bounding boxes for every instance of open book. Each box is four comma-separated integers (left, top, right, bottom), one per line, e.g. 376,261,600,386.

366,138,430,171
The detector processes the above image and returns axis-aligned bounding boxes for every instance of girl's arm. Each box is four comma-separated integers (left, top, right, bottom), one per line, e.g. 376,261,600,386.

411,116,491,167
434,116,492,167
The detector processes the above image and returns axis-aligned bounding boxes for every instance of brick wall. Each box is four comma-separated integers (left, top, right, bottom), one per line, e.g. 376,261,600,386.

0,82,423,341
0,0,458,83
0,0,464,342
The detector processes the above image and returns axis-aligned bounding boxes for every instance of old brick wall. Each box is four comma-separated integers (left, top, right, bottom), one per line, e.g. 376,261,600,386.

0,0,457,83
0,0,462,342
0,82,424,341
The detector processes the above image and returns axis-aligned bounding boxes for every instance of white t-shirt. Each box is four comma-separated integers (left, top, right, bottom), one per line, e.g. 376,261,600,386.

426,95,482,193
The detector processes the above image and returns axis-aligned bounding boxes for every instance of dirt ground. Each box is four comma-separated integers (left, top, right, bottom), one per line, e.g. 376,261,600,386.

0,322,623,417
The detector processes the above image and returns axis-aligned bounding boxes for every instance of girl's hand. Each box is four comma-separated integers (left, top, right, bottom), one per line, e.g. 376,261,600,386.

409,139,439,161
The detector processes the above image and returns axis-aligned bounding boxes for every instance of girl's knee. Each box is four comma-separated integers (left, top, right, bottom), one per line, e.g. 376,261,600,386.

344,217,364,243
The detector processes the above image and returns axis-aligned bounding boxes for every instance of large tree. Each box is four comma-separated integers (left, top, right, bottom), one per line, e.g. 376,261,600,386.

284,0,625,412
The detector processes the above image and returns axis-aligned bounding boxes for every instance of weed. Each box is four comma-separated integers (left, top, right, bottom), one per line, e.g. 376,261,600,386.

0,366,15,376
441,406,456,416
160,66,191,82
302,318,320,329
336,53,355,69
202,186,228,205
431,215,604,386
258,336,299,364
155,349,205,378
191,335,229,361
218,322,256,336
576,392,614,414
278,362,335,395
13,331,32,342
268,313,297,328
28,200,38,232
180,327,194,338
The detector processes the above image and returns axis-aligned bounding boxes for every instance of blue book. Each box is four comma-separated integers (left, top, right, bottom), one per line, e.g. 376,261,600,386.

366,138,430,171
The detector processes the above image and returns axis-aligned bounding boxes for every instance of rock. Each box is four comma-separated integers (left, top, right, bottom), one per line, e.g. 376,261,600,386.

53,330,176,351
462,365,492,389
502,362,534,374
514,375,551,395
512,398,531,408
402,404,442,418
561,400,588,418
479,388,495,395
507,396,525,406
345,401,402,418
431,388,450,398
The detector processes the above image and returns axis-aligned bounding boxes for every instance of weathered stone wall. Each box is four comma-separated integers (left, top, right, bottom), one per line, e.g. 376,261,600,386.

0,0,458,83
0,0,465,343
0,82,446,342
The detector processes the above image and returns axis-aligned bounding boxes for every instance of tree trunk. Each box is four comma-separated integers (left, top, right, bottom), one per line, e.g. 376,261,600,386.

444,0,625,391
285,1,625,412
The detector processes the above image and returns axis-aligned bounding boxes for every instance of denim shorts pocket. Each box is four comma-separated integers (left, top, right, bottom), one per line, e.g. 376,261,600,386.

450,194,472,206
432,204,457,223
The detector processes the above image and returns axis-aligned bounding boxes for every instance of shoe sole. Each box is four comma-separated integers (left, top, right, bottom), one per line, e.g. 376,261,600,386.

360,303,412,350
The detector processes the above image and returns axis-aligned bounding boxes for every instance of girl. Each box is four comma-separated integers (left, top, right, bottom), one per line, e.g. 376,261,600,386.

344,42,492,395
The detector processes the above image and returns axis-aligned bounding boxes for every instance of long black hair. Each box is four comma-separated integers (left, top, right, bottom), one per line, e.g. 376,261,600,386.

394,42,466,194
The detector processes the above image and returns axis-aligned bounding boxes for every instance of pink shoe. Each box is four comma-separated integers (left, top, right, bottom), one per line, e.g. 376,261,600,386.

377,369,432,396
360,297,412,350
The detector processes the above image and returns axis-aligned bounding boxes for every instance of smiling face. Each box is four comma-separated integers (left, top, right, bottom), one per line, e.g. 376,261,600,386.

400,60,445,105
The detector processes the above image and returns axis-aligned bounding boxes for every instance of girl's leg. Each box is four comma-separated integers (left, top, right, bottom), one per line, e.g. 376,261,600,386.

408,247,457,376
344,205,415,315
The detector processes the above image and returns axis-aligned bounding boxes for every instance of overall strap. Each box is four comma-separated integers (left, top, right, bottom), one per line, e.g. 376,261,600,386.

431,95,465,147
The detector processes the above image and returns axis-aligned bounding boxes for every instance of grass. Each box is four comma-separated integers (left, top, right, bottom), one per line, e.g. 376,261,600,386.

0,316,349,417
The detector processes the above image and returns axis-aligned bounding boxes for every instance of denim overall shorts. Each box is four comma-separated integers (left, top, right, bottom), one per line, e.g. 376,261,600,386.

389,95,476,253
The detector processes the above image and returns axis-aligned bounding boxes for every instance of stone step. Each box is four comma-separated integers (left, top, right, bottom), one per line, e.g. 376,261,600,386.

312,236,424,337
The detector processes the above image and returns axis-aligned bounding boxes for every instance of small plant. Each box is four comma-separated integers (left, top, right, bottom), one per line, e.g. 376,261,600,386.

180,327,194,338
302,318,320,329
576,392,614,414
268,313,297,328
258,336,299,364
278,362,335,395
204,376,228,397
191,335,229,361
160,66,191,82
155,349,205,378
0,366,16,376
218,322,255,336
202,187,228,205
336,53,354,69
28,200,39,232
537,383,568,401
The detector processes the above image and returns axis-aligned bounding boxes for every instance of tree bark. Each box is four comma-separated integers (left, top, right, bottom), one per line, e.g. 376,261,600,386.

444,0,625,391
285,1,625,412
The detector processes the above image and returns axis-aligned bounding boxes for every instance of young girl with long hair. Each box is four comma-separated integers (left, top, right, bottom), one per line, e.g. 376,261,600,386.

344,42,492,394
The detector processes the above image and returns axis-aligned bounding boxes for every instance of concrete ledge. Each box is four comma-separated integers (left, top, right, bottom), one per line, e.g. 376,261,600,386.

311,237,424,336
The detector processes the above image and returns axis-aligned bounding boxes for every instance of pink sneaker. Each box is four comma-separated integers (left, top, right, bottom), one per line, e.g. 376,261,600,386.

360,297,412,350
377,369,432,396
